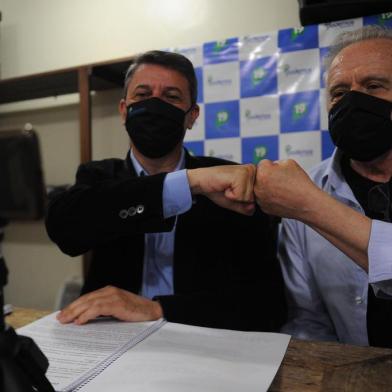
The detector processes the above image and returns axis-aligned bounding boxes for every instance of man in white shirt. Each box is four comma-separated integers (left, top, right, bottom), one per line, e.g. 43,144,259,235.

255,25,392,347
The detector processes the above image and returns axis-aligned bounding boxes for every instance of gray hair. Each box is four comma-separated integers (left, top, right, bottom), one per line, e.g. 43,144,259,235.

325,25,392,70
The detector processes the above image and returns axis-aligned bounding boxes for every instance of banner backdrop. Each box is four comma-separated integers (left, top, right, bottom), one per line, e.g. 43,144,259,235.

175,12,392,170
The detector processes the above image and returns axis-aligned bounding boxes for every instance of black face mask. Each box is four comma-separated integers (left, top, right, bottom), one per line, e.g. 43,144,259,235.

125,97,190,159
328,91,392,162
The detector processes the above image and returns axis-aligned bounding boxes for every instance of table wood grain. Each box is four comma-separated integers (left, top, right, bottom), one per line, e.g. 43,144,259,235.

270,338,392,391
6,307,51,329
7,307,392,391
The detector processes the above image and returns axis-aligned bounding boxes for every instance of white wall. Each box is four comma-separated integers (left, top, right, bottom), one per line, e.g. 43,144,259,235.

0,0,300,310
0,0,300,78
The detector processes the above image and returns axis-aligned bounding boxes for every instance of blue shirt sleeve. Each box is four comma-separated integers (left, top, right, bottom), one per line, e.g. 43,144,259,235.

368,220,392,296
162,169,192,218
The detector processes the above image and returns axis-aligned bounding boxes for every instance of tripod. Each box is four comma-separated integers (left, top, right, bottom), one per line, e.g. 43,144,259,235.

0,227,54,392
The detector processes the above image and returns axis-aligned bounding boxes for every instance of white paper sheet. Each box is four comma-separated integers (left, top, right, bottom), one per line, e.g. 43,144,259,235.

18,312,162,391
79,322,290,392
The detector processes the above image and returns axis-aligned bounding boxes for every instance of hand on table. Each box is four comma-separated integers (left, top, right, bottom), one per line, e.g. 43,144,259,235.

57,286,163,325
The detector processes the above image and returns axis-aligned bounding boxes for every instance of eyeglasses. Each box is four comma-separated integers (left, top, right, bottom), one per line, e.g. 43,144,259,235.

367,183,391,223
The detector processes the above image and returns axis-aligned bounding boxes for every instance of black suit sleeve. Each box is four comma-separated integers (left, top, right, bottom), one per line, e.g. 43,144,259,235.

45,159,175,256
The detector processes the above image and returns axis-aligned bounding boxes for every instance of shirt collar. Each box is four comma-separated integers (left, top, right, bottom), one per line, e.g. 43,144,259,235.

323,148,344,189
321,148,362,205
129,148,186,177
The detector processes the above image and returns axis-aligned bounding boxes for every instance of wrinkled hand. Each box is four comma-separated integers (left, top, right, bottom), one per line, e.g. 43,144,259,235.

187,164,256,215
255,159,322,221
57,286,163,325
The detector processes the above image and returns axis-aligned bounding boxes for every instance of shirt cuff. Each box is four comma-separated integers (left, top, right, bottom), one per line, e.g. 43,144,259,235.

368,219,392,284
162,169,192,218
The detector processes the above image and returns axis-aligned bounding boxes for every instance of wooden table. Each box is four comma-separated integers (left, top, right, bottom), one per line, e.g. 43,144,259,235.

7,307,392,391
6,307,51,329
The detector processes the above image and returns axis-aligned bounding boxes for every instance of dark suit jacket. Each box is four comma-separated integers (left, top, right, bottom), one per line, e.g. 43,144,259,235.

45,151,286,331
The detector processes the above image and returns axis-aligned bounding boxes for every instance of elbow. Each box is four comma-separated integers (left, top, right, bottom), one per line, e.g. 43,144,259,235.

46,221,89,257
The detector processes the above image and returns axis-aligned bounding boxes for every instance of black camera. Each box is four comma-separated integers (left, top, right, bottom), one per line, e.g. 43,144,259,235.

0,129,45,220
0,128,54,391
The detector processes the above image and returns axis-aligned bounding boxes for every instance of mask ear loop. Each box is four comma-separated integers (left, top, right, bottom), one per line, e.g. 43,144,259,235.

184,104,194,115
368,183,392,223
183,104,197,130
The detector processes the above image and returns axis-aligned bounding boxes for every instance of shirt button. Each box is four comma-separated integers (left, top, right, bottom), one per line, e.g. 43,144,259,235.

355,296,363,304
128,206,136,216
119,209,128,219
148,273,155,281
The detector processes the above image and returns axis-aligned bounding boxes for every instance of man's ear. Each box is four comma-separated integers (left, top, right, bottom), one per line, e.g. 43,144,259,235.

186,104,200,129
119,98,127,124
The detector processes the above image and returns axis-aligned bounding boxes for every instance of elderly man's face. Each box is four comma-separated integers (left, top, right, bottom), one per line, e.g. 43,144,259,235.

327,38,392,111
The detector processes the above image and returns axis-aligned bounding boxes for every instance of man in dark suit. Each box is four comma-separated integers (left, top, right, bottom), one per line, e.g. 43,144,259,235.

46,50,286,331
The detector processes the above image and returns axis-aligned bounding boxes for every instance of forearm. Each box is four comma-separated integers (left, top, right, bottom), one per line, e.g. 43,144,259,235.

186,168,204,195
255,159,372,271
301,188,371,271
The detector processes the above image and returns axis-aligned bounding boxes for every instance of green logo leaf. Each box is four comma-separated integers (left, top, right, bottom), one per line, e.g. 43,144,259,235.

292,102,307,120
213,40,228,52
378,13,392,25
253,145,267,163
216,111,229,127
252,67,267,86
290,27,305,41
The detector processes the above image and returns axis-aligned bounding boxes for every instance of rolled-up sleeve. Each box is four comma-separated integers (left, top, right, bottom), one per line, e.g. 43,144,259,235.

368,220,392,296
